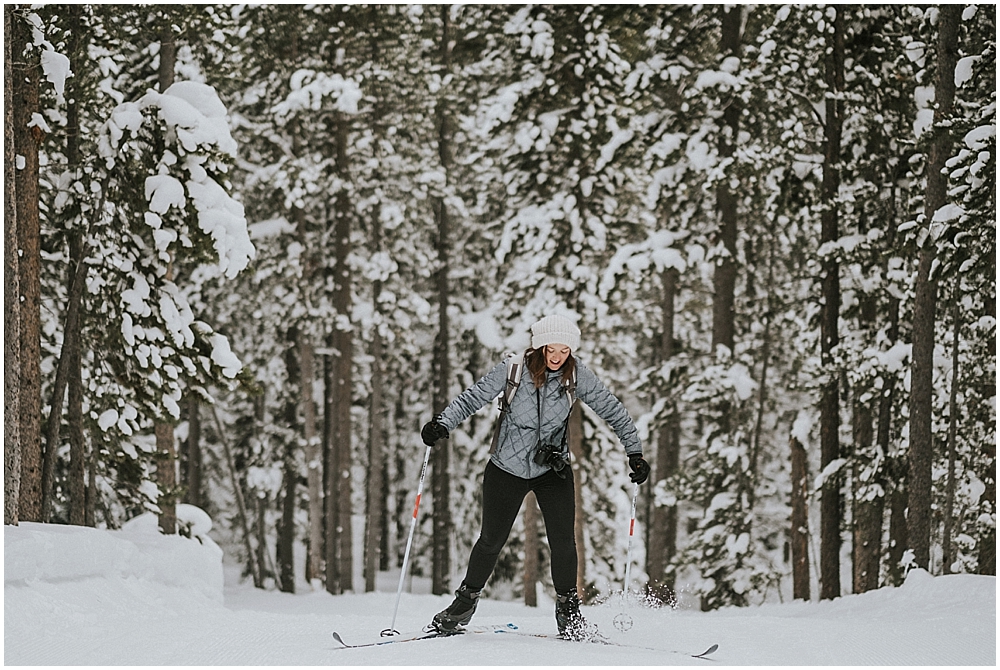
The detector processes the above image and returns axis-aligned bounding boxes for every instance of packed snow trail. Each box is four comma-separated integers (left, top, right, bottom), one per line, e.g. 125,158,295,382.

4,522,996,665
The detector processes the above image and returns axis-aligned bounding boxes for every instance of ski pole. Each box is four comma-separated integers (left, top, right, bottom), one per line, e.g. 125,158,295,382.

382,443,433,637
614,481,640,632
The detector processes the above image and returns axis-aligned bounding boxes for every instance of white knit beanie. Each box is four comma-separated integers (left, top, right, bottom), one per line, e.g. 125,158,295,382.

530,315,581,351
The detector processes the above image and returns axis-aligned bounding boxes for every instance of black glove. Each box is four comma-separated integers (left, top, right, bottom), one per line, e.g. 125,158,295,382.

628,454,650,485
421,417,449,447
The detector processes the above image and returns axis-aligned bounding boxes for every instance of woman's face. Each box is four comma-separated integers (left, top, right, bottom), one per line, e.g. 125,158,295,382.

544,344,571,371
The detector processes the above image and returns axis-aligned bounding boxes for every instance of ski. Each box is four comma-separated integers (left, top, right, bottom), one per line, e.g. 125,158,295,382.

333,623,718,660
481,623,718,659
693,643,719,659
331,629,461,649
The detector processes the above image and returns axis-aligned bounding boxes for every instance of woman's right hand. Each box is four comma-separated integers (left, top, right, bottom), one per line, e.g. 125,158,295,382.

421,418,449,446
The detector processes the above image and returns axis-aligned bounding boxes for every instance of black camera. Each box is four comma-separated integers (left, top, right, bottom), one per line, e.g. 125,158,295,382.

534,443,570,478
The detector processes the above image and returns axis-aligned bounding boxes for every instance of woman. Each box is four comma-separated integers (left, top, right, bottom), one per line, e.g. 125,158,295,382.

419,314,650,639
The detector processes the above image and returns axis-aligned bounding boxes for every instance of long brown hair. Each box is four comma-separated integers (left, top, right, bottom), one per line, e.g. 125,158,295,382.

525,347,576,390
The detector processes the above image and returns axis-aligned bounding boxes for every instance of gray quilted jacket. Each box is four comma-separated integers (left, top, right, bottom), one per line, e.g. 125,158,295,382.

437,355,642,479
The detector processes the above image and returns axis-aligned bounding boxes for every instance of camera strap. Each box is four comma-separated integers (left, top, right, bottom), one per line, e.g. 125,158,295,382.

488,350,577,457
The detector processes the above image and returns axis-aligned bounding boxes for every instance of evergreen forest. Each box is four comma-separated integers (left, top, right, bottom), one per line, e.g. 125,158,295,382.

4,4,996,610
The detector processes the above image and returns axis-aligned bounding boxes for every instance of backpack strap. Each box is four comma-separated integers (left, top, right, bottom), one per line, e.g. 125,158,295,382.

489,350,526,455
554,365,577,454
564,365,576,404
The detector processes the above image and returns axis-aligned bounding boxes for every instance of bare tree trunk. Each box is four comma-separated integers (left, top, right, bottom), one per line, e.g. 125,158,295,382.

4,4,22,526
523,492,540,606
647,268,679,601
908,5,960,571
790,435,810,600
819,7,844,601
14,4,43,523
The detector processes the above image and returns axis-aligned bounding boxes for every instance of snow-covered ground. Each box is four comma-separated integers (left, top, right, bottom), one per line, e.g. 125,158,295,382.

4,519,996,666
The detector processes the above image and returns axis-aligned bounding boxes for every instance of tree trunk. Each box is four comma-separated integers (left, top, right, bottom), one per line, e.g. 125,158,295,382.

365,332,386,592
182,394,202,507
279,340,300,593
874,201,902,588
363,3,388,594
430,4,455,596
818,7,844,601
155,422,177,534
154,16,178,535
908,4,960,571
14,4,43,523
323,348,338,590
299,331,323,584
523,492,540,606
326,113,354,595
287,42,322,580
41,229,89,522
256,494,270,584
978,276,996,575
978,451,996,575
65,14,86,525
4,4,22,526
790,435,810,601
278,448,297,593
212,403,260,586
851,393,882,593
941,299,960,574
886,464,908,586
748,247,773,508
66,284,86,525
647,268,679,601
711,5,742,357
84,444,97,527
568,403,587,599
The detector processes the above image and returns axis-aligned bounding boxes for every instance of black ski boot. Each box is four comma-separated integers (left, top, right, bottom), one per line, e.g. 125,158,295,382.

430,584,481,632
555,588,593,640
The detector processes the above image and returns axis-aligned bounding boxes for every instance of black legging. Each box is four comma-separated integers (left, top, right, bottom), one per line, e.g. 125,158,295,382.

462,460,578,595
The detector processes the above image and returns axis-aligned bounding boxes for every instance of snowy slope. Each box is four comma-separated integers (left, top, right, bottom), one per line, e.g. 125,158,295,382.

4,521,995,666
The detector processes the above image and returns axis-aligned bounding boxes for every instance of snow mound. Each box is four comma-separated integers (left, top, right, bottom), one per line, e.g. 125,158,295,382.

5,514,223,604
